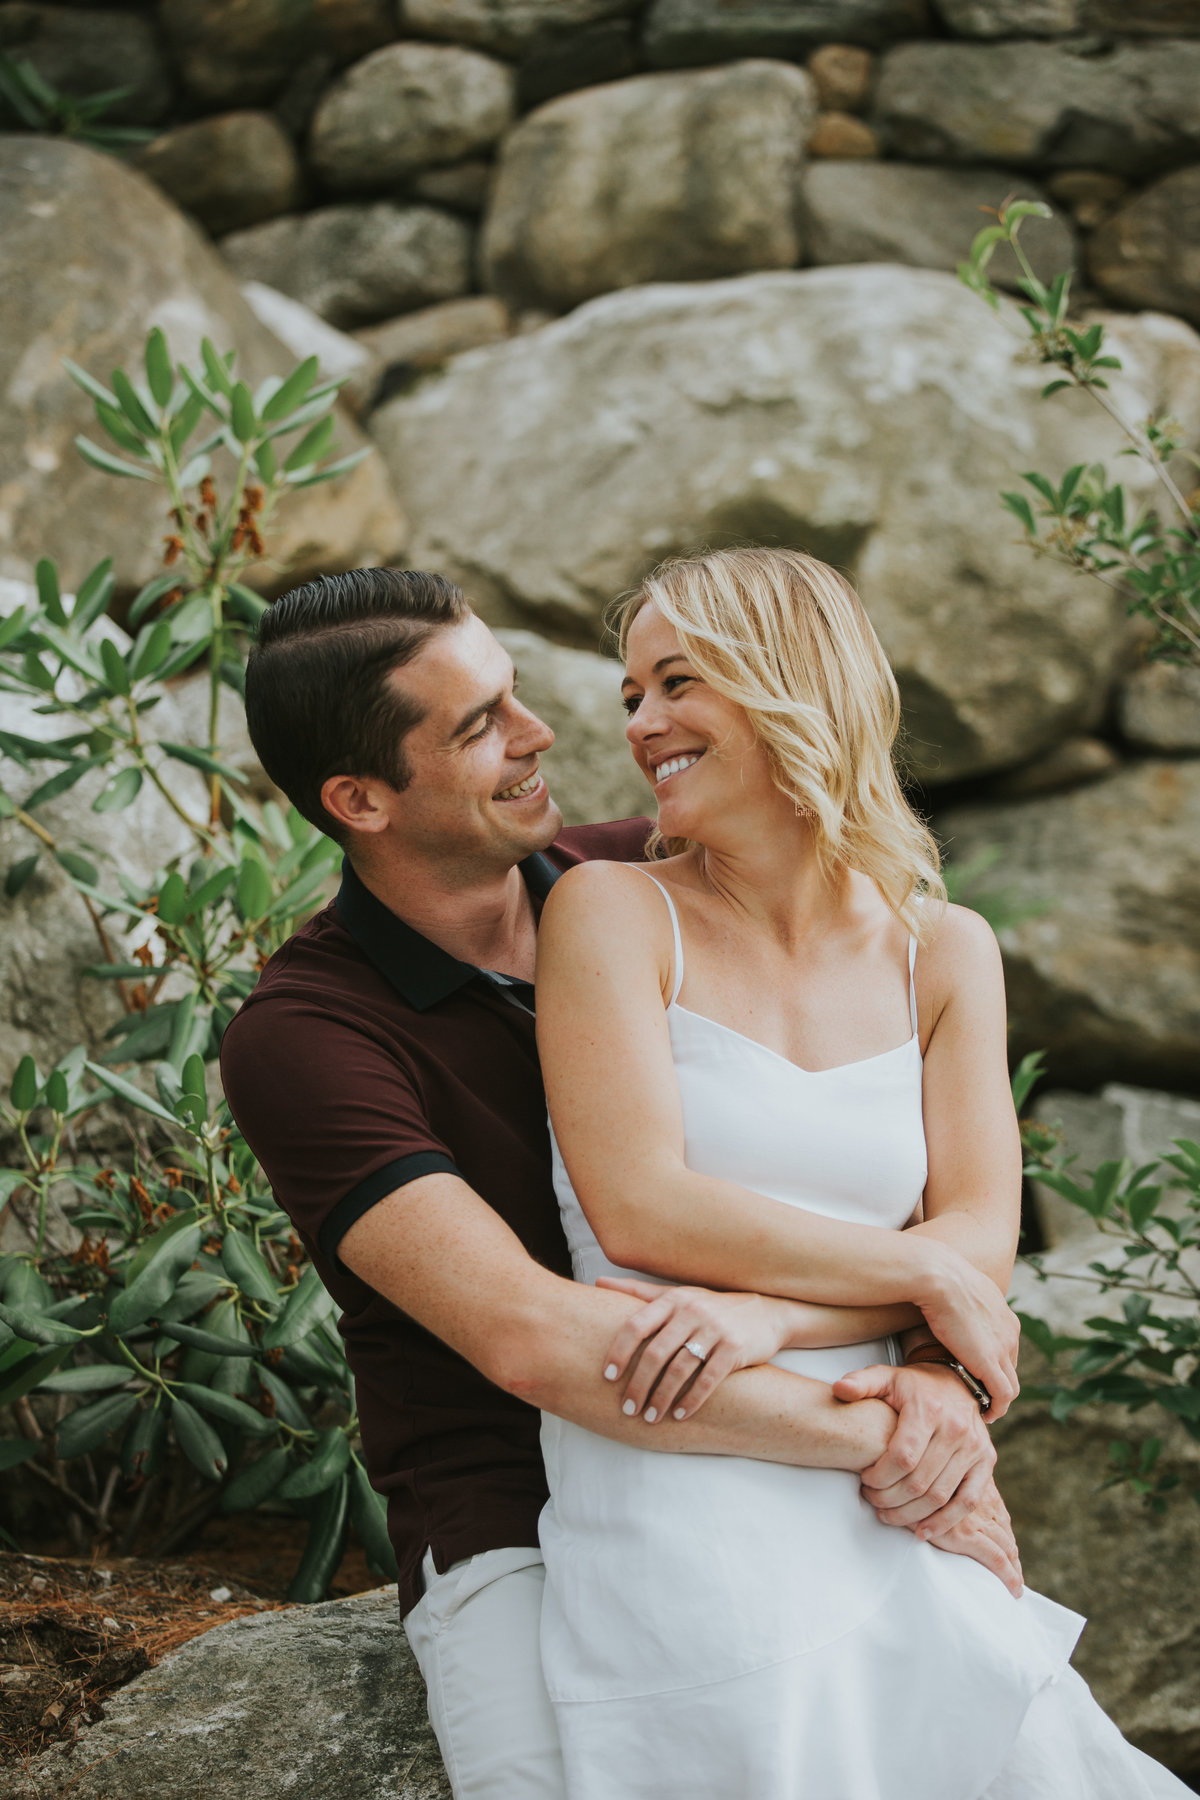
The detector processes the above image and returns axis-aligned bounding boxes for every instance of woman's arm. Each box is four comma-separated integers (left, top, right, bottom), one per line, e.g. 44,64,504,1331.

536,862,1019,1412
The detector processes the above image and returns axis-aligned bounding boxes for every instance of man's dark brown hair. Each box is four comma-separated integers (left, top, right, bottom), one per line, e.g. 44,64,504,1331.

245,567,468,844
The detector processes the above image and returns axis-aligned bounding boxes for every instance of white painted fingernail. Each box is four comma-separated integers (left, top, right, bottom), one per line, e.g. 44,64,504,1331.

622,1399,637,1415
604,1364,618,1381
644,1407,657,1423
673,1407,686,1420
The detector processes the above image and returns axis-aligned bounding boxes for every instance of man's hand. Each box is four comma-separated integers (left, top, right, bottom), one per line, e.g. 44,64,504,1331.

922,1477,1024,1597
832,1362,995,1533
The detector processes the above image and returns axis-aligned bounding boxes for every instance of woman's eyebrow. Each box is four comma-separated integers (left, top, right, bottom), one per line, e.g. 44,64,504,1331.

621,654,688,691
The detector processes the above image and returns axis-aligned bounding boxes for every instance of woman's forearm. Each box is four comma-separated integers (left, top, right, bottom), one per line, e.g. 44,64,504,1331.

778,1297,922,1350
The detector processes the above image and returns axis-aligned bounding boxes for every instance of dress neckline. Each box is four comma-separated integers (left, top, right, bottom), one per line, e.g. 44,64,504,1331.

668,1000,922,1079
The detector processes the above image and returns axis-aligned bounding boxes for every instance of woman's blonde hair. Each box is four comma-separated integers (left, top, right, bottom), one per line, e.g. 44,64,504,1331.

616,546,945,937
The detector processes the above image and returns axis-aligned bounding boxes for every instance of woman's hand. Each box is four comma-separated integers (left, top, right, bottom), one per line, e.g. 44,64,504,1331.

596,1277,795,1422
909,1243,1021,1420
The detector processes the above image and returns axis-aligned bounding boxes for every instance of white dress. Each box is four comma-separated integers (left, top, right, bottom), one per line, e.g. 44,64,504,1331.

539,873,1190,1800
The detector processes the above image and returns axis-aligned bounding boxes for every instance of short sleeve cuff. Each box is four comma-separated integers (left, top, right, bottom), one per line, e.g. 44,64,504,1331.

320,1151,462,1269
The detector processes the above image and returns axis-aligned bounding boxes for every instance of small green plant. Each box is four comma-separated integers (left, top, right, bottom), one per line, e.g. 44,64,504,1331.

1010,1054,1200,1516
0,51,155,154
960,199,1200,667
0,331,391,1597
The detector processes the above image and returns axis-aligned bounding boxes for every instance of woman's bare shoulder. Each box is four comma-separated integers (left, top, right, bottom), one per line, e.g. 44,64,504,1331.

919,901,1005,1013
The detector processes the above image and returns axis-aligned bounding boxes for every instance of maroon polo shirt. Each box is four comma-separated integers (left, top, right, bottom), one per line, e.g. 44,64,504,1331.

219,819,649,1615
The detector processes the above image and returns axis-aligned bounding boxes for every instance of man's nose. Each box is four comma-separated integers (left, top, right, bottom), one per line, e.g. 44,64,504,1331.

511,700,554,754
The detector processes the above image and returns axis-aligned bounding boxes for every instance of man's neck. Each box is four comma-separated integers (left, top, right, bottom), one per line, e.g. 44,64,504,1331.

351,851,540,982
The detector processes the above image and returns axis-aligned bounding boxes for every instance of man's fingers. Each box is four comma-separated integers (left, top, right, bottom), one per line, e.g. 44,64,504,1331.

831,1363,895,1404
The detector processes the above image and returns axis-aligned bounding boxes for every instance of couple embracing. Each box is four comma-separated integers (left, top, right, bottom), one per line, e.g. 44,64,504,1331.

222,549,1185,1799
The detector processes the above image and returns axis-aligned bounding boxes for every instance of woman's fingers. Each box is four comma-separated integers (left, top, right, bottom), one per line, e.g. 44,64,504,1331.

911,1457,992,1540
600,1290,677,1383
640,1344,715,1422
665,1345,738,1420
868,1444,977,1529
620,1315,709,1415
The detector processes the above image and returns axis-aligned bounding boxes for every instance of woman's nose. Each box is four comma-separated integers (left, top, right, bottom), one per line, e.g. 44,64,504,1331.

625,695,665,747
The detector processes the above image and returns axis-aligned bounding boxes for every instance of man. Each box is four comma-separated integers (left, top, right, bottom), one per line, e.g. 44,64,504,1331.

221,567,1021,1800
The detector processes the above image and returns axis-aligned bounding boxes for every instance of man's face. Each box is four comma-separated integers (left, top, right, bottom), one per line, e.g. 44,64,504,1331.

382,614,563,872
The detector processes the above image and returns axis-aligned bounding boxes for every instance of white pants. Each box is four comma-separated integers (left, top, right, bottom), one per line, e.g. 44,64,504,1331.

402,1546,566,1800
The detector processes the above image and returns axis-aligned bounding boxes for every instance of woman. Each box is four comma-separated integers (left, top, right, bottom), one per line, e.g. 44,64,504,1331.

534,548,1187,1799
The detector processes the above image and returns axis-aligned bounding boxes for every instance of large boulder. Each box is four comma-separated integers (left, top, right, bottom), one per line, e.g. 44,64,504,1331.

873,40,1200,175
15,1588,451,1800
0,5,170,124
135,112,301,236
401,0,639,59
480,62,816,312
1118,660,1200,753
643,0,930,64
0,135,405,598
160,0,396,107
495,630,650,826
937,760,1200,1089
1089,166,1200,330
801,162,1075,288
219,202,473,329
370,266,1200,783
936,0,1200,30
309,41,515,194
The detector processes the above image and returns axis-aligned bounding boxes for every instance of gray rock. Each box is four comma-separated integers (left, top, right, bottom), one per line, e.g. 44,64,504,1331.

807,112,880,158
0,4,170,124
1118,659,1200,753
516,18,639,108
219,202,473,330
495,631,651,826
1045,167,1130,230
0,135,406,599
309,41,515,195
874,40,1200,176
985,735,1117,799
993,1401,1200,1779
161,0,396,107
401,0,639,60
802,162,1076,289
807,43,875,113
480,62,817,313
1089,165,1200,331
135,111,301,236
355,295,511,372
644,0,930,65
370,267,1200,782
15,1588,451,1800
411,158,495,214
240,281,383,417
933,0,1086,32
937,759,1200,1089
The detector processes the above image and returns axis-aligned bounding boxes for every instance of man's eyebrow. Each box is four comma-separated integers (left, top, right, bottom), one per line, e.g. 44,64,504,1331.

448,689,505,739
620,654,689,692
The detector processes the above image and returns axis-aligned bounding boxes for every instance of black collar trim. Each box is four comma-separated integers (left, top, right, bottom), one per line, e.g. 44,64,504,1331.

334,852,563,1012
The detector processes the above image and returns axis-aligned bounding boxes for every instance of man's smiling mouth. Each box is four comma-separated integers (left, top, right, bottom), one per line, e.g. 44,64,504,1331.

496,771,543,800
654,751,704,785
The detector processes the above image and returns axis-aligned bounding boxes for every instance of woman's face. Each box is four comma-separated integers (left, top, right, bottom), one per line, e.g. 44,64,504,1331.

622,603,776,842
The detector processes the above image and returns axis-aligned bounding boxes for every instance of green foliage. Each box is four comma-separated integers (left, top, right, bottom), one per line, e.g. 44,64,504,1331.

943,846,1047,934
1014,1082,1200,1514
961,200,1200,668
0,50,155,154
0,332,396,1598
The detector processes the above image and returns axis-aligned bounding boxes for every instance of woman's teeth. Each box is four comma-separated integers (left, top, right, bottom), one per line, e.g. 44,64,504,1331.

497,772,540,799
655,753,702,785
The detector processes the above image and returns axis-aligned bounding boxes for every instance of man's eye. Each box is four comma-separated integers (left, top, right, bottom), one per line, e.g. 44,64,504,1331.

467,715,494,743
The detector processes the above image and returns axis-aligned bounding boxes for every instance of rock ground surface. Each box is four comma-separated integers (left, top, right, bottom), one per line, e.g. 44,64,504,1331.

134,111,301,236
372,266,1199,784
1089,166,1200,330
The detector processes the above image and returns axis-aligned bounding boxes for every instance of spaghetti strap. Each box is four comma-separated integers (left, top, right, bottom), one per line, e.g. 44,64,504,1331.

907,932,919,1038
629,867,686,1007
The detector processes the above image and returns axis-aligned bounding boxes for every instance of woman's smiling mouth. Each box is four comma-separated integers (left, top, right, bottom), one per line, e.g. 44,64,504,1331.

654,751,705,786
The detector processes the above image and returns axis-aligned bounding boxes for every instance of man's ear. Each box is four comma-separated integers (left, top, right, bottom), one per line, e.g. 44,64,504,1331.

320,773,393,838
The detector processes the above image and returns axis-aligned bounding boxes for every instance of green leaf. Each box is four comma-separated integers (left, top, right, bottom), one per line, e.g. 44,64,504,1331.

56,1390,139,1460
225,582,268,625
62,358,117,410
186,863,237,916
38,1362,135,1394
0,1438,39,1472
261,356,320,423
144,327,174,408
126,1207,203,1286
122,1399,168,1480
0,605,30,652
174,1382,277,1437
0,1301,83,1347
4,854,40,898
22,756,103,811
155,869,188,927
254,438,277,484
201,338,234,398
349,1458,398,1579
95,399,151,459
288,448,370,490
220,1443,292,1513
230,382,257,445
131,617,173,682
159,741,247,785
99,636,131,697
74,435,156,482
220,1227,280,1305
169,389,206,458
10,1055,39,1112
44,1069,69,1114
84,1060,179,1125
35,558,67,628
0,1345,71,1408
73,559,116,630
157,1320,259,1357
278,1426,350,1500
283,415,335,473
108,1222,202,1335
1041,379,1072,398
286,1471,349,1602
257,1363,311,1430
1010,1049,1045,1115
111,367,157,436
235,856,273,922
92,766,144,815
261,1264,332,1351
1159,1388,1200,1419
55,849,99,886
171,1395,228,1480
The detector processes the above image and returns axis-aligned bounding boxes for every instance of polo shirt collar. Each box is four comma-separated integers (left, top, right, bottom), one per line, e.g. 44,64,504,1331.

335,852,562,1012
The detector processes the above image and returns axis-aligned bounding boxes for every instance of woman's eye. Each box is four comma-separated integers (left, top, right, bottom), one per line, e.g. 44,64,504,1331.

621,694,641,715
663,675,692,693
